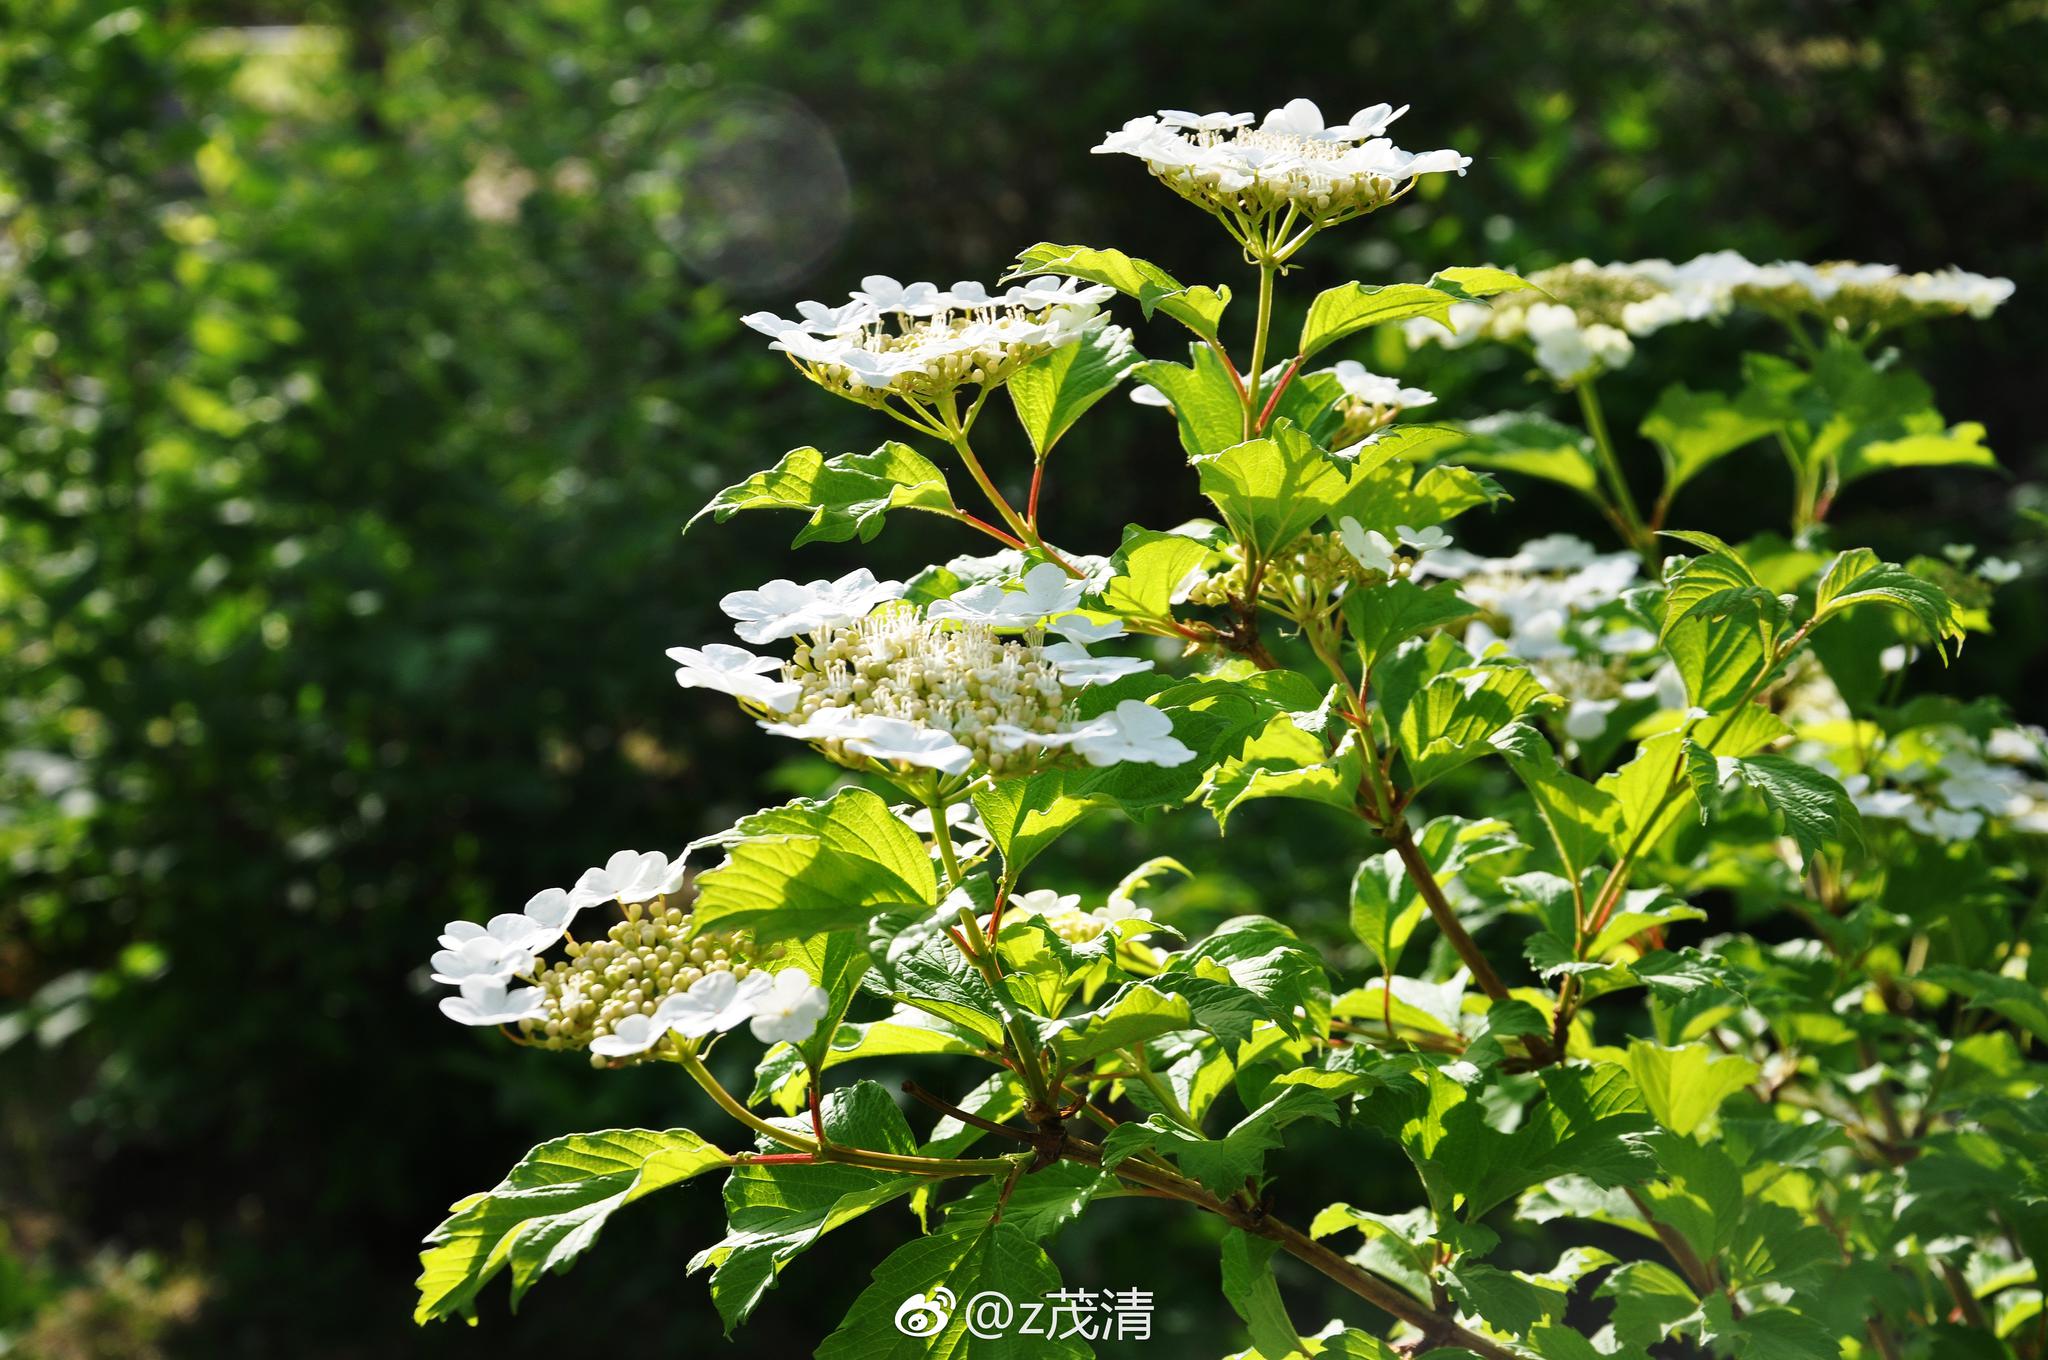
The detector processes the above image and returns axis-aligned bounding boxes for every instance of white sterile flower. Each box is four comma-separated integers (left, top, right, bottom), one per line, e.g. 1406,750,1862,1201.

1159,108,1254,132
1043,641,1154,686
1564,698,1620,741
1067,700,1196,767
1329,360,1434,408
1879,644,1914,673
519,887,580,942
838,716,976,774
589,993,695,1058
1338,517,1397,574
928,562,1089,627
1979,557,2022,585
1050,614,1126,644
666,643,801,713
1396,523,1451,553
667,967,773,1039
901,802,991,858
1005,887,1084,918
440,979,547,1027
1128,383,1172,407
749,969,832,1044
568,849,688,911
719,568,905,643
429,934,532,987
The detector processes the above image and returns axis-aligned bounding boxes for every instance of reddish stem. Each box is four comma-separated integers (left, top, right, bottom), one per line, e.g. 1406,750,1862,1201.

958,512,1030,551
808,1083,827,1143
1254,356,1304,433
1027,460,1045,526
741,1152,816,1165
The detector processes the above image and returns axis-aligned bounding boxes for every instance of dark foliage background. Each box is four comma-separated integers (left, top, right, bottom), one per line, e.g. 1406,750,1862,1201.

2,1,2042,1355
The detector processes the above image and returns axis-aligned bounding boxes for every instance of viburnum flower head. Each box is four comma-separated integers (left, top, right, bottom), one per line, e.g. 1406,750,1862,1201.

1094,97,1469,243
720,568,904,644
742,273,1117,407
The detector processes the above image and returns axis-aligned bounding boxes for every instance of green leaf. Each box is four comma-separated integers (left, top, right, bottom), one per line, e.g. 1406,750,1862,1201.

816,1220,1087,1359
1842,418,1997,484
1447,411,1602,498
1395,660,1554,790
1624,1041,1758,1136
693,1082,919,1331
865,923,1008,1045
416,1129,730,1323
1338,439,1507,535
1729,754,1863,866
1203,697,1364,831
751,1012,983,1113
688,442,955,546
1221,1229,1301,1360
1041,982,1194,1065
1494,724,1622,879
1168,916,1331,1041
690,788,939,939
1133,345,1245,456
1344,578,1476,674
1097,523,1215,618
942,1162,1106,1241
1101,1083,1339,1195
1009,241,1231,341
1663,611,1773,710
1299,268,1533,360
972,773,1099,885
1195,419,1400,559
1657,533,1782,647
1640,385,1778,501
1008,324,1141,457
1370,1063,1654,1221
1813,546,1964,659
1444,1261,1568,1335
1594,1261,1700,1350
1921,967,2048,1044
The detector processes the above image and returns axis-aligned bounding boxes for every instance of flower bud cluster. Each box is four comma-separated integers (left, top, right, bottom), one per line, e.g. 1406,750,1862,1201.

519,900,782,1067
742,275,1117,404
1095,99,1469,239
780,605,1074,774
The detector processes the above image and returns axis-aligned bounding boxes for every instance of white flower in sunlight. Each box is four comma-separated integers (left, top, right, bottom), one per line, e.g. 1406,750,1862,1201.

1043,641,1154,686
901,801,991,858
429,934,532,987
1005,887,1084,918
928,562,1088,627
1158,109,1254,132
1979,557,2022,585
1050,614,1126,644
1524,304,1633,384
1338,516,1397,574
568,849,688,911
720,568,905,643
840,716,977,774
1066,700,1195,767
1564,698,1619,741
1329,360,1434,409
440,979,547,1027
1396,523,1451,553
749,969,833,1044
667,643,802,713
668,968,773,1039
590,995,695,1058
518,887,580,941
1128,383,1172,407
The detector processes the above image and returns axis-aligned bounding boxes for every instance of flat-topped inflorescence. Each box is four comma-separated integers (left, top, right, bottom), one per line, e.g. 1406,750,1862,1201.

1095,98,1469,251
742,274,1119,407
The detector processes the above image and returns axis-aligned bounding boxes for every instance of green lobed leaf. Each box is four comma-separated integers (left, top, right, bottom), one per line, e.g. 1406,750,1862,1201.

1096,523,1215,619
1009,241,1231,341
1445,411,1602,498
1007,323,1142,458
1344,578,1476,675
1298,267,1533,360
1812,546,1964,659
1729,754,1863,867
1221,1229,1301,1360
690,788,939,940
1395,660,1554,790
1101,1083,1340,1195
688,442,956,546
1639,384,1779,502
1624,1040,1758,1136
416,1129,731,1324
815,1219,1086,1360
1133,345,1246,457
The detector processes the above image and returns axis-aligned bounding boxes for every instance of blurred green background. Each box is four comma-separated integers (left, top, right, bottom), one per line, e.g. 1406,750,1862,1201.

3,2,2043,1356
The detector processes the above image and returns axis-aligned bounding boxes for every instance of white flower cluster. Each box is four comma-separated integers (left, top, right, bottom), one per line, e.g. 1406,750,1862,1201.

1094,99,1469,236
1843,725,2048,842
1418,535,1681,740
669,564,1192,775
742,274,1118,403
428,850,829,1064
1003,887,1158,945
1405,251,2014,377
